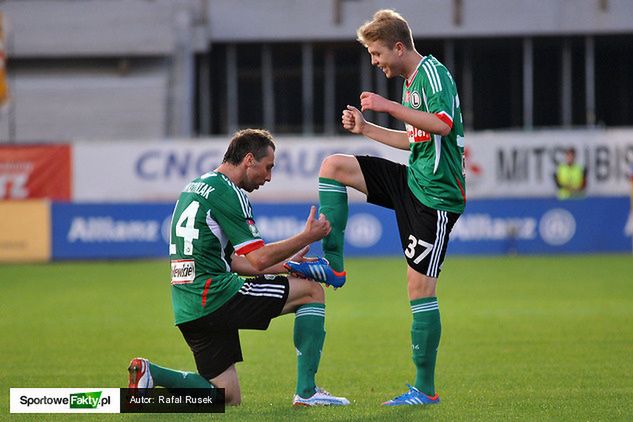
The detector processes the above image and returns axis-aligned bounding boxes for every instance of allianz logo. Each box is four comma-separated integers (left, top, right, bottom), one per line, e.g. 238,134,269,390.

451,214,537,241
452,208,576,246
67,217,161,242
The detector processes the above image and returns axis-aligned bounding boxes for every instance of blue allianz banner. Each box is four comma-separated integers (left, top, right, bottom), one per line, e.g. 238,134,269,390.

50,202,400,260
254,198,632,256
52,198,632,260
449,197,631,255
52,203,174,260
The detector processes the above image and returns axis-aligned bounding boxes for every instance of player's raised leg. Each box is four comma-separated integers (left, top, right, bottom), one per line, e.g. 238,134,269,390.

319,155,367,275
285,155,367,287
281,277,349,406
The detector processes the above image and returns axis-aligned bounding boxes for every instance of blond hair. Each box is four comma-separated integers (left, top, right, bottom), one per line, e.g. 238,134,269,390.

356,9,414,50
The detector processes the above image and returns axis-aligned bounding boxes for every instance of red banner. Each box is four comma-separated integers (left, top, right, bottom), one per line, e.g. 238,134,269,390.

0,144,72,200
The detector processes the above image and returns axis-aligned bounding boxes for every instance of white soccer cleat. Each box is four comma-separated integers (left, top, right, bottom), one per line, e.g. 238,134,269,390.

292,387,350,406
128,357,154,389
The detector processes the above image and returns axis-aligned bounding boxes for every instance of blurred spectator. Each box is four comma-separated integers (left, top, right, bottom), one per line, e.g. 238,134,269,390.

554,147,587,199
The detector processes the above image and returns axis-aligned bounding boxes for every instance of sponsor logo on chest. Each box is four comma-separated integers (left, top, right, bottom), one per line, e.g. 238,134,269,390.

171,259,195,284
406,123,431,143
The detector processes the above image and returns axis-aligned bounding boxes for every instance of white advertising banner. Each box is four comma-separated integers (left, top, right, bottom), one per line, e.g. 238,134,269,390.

466,129,633,198
74,129,633,202
74,137,409,202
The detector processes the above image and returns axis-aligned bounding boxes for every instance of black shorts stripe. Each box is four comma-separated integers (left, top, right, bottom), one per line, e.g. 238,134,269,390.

428,210,448,278
239,282,286,298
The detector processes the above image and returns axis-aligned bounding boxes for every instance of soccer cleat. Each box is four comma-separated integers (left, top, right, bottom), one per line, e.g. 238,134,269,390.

284,258,346,288
382,384,440,406
128,358,154,389
292,387,350,407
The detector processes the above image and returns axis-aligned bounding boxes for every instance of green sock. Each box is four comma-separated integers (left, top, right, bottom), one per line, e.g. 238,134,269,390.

149,362,214,389
410,297,441,396
294,303,326,398
318,177,347,272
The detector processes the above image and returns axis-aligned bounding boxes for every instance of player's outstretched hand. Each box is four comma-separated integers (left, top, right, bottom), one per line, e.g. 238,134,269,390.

342,105,366,134
303,205,331,242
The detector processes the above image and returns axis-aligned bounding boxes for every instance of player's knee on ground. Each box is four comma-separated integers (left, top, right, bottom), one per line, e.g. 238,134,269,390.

217,382,241,406
225,391,241,406
211,367,241,406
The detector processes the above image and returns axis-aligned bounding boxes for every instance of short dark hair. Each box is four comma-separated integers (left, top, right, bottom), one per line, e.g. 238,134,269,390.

222,129,276,165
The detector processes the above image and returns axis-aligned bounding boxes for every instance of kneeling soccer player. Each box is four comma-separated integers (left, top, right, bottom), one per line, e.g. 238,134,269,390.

129,129,348,407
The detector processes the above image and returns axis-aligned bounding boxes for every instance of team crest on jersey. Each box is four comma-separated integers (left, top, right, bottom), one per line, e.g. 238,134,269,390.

410,91,421,109
247,219,261,237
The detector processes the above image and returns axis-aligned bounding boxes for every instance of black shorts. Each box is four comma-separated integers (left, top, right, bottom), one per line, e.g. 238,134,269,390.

177,275,289,380
356,155,460,278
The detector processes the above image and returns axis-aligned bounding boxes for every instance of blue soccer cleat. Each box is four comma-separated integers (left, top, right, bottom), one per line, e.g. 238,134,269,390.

382,384,440,406
284,258,346,288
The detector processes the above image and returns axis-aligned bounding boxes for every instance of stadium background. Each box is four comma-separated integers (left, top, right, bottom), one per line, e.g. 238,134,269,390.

1,0,632,260
1,1,632,419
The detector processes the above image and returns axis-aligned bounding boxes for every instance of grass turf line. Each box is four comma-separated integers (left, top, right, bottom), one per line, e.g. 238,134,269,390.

1,255,632,421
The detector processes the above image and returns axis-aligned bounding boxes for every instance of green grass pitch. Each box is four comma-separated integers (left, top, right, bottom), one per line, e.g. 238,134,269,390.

2,255,633,421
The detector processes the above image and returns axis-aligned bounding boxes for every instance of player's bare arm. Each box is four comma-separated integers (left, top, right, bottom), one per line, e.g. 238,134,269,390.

231,246,310,276
243,206,330,272
360,91,451,136
342,105,409,150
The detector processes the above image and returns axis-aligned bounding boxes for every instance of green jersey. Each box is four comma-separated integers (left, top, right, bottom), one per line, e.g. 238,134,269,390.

402,55,466,214
169,171,265,324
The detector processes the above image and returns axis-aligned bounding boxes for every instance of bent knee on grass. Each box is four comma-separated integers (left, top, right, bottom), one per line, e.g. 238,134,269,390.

225,395,241,406
212,366,241,405
214,382,241,405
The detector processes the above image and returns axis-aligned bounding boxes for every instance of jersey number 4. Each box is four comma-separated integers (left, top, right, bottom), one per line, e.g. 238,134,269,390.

404,234,433,264
172,201,200,256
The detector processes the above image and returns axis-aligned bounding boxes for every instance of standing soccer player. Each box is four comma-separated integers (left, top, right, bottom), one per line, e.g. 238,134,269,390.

129,129,349,407
286,9,465,406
